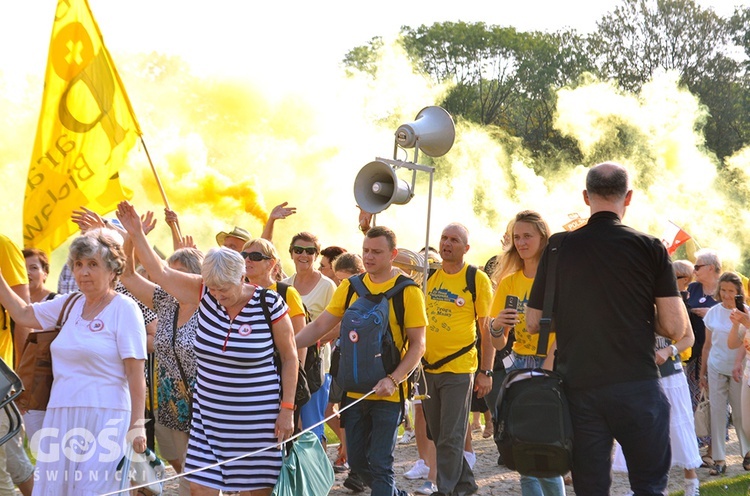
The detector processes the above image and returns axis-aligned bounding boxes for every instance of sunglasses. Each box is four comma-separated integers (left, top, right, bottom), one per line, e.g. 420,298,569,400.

292,246,317,255
241,251,271,261
694,265,707,271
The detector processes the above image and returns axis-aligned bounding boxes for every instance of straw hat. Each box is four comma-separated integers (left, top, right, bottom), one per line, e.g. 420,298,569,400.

215,226,251,246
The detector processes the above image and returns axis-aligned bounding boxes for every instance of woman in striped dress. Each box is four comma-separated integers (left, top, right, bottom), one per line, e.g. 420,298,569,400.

117,202,298,495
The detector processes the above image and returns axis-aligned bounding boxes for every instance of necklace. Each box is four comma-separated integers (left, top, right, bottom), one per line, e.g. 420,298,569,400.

81,293,110,320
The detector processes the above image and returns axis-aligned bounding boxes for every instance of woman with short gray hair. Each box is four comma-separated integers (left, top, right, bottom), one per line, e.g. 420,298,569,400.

0,230,147,495
117,201,297,496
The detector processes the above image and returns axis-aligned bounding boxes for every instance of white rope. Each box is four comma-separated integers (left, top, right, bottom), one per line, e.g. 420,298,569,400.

100,390,375,496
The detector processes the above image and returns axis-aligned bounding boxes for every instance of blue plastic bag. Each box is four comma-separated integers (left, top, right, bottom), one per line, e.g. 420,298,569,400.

271,431,334,496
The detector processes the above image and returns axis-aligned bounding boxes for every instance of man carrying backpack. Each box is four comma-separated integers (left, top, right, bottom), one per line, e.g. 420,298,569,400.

295,226,427,496
526,162,689,496
421,223,493,496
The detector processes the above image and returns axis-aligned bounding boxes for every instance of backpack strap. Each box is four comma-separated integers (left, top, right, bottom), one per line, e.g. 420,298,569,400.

422,340,476,370
420,266,478,369
386,275,417,340
276,282,289,303
258,288,273,333
348,274,370,299
464,264,477,305
427,265,476,303
536,234,566,356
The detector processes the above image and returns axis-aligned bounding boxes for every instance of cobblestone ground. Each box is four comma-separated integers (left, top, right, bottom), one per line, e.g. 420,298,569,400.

147,427,745,495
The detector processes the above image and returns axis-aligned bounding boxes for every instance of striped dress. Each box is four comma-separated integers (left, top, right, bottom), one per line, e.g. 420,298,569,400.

184,285,289,491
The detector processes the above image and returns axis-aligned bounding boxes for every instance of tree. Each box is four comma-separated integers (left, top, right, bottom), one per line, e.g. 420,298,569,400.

400,21,525,126
592,0,750,159
591,0,733,92
342,36,383,77
396,22,594,161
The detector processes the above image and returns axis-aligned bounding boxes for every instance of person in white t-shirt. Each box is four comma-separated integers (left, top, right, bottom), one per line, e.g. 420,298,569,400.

701,271,750,475
0,231,147,496
282,232,337,445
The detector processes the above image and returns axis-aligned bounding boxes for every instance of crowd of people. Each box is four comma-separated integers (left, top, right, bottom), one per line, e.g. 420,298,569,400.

0,161,747,495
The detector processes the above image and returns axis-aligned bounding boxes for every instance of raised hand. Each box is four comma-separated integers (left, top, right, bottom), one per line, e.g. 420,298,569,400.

176,235,196,249
116,201,144,236
71,206,106,232
140,211,157,236
270,202,296,220
164,209,179,226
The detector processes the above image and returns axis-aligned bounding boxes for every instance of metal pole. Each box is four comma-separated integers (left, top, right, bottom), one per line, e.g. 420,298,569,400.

422,169,434,297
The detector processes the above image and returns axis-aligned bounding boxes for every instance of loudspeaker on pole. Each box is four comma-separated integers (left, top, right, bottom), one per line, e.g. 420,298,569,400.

395,106,455,157
353,160,413,214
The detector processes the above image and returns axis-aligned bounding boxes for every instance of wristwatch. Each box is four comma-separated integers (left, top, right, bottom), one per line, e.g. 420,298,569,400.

480,370,494,377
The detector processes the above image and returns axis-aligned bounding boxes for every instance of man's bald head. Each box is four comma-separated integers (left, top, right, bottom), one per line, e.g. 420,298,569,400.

586,162,630,201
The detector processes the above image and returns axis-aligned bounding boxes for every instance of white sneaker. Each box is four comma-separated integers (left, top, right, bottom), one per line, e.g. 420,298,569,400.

416,480,438,494
464,450,476,470
684,479,700,496
399,428,415,444
404,459,430,479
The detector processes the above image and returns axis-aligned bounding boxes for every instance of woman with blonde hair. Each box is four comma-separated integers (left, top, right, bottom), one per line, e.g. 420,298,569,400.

241,238,307,337
488,210,564,496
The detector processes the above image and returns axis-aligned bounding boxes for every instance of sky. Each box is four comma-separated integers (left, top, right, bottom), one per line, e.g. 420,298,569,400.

2,0,742,94
1,0,748,272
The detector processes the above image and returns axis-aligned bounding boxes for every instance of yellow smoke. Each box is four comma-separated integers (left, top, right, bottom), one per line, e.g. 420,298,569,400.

3,41,750,279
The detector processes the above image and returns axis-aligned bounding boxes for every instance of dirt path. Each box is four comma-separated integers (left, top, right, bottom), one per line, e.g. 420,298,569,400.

151,426,744,495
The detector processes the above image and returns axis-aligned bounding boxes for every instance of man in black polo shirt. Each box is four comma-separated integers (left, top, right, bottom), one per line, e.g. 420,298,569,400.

527,162,689,496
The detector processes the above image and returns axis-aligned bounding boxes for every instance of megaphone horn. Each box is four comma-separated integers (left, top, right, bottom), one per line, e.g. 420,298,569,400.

395,106,456,158
354,160,413,214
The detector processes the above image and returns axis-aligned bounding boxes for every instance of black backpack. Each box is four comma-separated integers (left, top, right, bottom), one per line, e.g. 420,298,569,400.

494,368,573,477
276,282,323,394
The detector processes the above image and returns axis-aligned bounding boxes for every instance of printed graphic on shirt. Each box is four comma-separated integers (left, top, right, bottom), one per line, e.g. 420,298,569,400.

427,284,472,329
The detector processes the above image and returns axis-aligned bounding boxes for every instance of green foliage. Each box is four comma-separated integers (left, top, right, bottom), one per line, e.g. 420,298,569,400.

339,0,750,166
342,37,384,77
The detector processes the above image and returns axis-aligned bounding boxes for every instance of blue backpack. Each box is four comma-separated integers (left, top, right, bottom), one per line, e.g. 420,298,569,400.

335,274,417,393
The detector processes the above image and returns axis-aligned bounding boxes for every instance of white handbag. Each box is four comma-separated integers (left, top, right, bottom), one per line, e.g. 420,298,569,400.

694,389,711,438
118,444,166,495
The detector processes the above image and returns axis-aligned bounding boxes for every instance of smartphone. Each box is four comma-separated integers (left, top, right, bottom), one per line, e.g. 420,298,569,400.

505,295,519,310
736,295,746,313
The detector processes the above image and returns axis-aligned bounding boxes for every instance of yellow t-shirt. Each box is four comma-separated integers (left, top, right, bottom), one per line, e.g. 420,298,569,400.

424,265,493,374
490,270,555,356
0,235,28,368
327,273,427,402
270,282,305,319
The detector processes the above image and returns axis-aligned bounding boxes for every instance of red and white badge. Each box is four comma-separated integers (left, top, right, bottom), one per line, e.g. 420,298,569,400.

349,330,359,343
238,324,253,336
455,297,465,307
89,319,105,332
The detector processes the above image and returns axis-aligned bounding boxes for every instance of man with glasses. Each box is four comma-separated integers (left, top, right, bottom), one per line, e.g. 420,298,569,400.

527,162,690,496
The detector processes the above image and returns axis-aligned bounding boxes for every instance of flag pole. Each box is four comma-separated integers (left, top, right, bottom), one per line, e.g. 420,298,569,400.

140,136,182,239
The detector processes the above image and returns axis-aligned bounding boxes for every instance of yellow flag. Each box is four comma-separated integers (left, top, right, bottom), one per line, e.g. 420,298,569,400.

23,0,139,253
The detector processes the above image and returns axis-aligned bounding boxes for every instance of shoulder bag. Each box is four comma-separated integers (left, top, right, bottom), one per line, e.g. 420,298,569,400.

16,293,81,411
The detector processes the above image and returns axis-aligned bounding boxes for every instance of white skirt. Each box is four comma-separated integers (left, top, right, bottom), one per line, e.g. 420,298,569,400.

613,371,702,471
31,406,131,496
